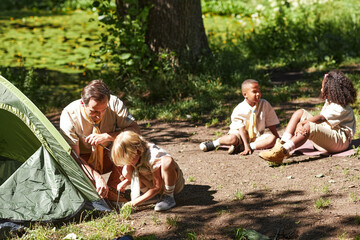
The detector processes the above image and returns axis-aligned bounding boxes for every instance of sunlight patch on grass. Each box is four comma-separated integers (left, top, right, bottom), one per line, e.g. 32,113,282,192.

0,10,103,73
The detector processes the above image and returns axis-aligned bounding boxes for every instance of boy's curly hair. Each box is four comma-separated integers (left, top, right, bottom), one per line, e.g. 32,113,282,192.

322,70,357,107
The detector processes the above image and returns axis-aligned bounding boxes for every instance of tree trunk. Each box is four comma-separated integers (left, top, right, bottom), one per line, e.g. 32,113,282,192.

145,0,211,64
115,0,210,64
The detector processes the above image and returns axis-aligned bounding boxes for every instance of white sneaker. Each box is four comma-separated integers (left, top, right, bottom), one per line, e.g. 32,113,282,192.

154,195,176,211
199,141,216,152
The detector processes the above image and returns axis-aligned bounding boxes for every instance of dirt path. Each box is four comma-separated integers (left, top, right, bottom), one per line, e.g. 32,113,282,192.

125,119,360,240
47,97,360,240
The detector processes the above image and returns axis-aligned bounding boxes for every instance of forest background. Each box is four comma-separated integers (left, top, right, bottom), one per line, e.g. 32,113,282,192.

1,0,360,239
1,0,360,131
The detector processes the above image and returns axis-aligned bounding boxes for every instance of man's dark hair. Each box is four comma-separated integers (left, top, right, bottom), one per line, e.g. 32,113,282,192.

322,70,357,107
81,79,110,105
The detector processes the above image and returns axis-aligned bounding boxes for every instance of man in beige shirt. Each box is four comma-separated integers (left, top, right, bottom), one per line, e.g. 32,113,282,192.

60,79,140,201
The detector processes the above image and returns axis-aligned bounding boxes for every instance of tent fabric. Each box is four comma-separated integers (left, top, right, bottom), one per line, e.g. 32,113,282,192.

0,107,41,183
0,146,85,221
0,75,111,233
0,76,100,201
0,156,22,186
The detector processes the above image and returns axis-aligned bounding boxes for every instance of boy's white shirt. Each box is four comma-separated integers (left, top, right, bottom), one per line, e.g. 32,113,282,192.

320,99,356,137
229,99,279,136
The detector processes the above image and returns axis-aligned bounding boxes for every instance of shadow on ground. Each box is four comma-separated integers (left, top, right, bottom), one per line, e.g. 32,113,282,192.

135,188,360,239
139,121,197,146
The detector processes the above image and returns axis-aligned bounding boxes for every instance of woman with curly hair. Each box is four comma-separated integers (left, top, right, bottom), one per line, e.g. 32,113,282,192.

260,70,357,164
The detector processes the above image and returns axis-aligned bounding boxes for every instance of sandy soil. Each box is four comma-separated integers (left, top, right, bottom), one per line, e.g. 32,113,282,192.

126,118,360,240
47,96,360,240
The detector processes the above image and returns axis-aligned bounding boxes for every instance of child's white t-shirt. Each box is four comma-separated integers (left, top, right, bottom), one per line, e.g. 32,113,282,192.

320,100,356,137
229,99,279,135
137,143,170,185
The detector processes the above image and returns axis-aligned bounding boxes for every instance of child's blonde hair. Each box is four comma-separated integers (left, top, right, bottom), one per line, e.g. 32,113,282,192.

111,131,148,166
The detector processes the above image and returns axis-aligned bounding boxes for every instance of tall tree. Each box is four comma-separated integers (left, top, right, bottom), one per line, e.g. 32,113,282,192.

116,0,211,65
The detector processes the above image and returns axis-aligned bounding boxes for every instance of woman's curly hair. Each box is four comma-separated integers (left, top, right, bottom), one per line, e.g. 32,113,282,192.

322,70,357,107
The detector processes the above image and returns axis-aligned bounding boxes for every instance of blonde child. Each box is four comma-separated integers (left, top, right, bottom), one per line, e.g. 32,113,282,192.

200,79,280,155
260,70,357,163
111,131,185,211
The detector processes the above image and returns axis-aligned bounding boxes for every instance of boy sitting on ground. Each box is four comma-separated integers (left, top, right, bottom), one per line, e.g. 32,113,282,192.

200,79,280,155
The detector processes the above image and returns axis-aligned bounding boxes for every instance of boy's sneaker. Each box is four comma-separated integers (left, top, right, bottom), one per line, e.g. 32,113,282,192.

199,141,216,152
154,195,176,211
227,144,244,154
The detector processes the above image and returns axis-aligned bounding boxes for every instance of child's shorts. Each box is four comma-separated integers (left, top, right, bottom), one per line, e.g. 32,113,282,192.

300,110,351,153
140,166,184,195
228,129,273,144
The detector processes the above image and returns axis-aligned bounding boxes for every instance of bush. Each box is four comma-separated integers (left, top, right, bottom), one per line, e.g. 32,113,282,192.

240,0,360,69
2,0,92,11
2,0,66,10
0,67,78,112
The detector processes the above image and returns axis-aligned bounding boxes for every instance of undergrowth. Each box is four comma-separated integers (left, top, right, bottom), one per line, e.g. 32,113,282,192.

1,1,359,126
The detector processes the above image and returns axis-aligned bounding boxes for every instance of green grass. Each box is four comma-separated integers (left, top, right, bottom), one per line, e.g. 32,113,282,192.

185,232,197,240
337,231,349,240
1,1,360,121
1,2,360,237
151,213,161,225
355,216,360,225
0,0,360,239
349,192,358,203
233,227,248,240
322,184,330,195
7,211,132,240
0,10,103,73
204,0,360,69
314,197,331,209
166,216,180,227
234,190,245,201
217,207,230,215
188,176,195,182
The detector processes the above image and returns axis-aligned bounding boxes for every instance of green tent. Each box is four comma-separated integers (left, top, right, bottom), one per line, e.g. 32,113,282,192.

0,75,110,234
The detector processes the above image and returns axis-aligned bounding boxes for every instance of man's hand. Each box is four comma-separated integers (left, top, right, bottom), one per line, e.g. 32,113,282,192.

94,175,109,198
85,133,109,146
